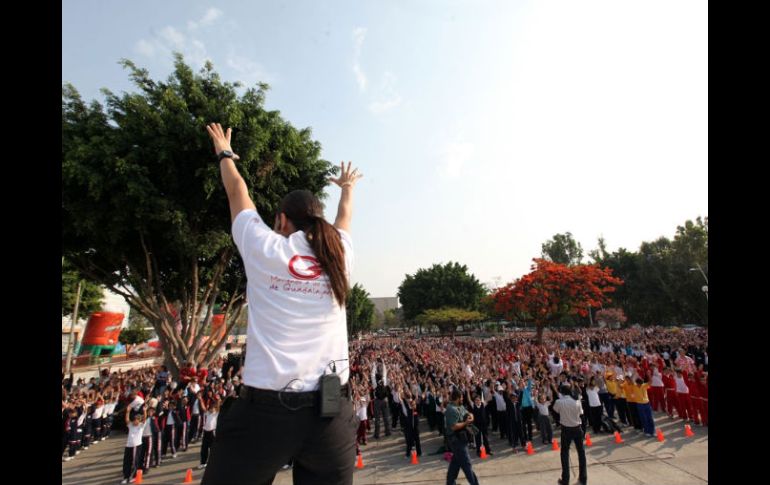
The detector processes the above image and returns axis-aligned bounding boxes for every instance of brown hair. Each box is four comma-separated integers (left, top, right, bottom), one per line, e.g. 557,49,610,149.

280,190,348,305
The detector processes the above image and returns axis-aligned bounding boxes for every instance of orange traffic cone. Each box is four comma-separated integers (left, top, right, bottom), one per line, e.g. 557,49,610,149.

552,439,560,451
356,453,364,469
684,424,694,437
183,468,193,483
656,429,665,442
135,469,143,484
526,441,535,455
480,445,488,459
585,433,593,447
614,431,624,444
411,450,419,464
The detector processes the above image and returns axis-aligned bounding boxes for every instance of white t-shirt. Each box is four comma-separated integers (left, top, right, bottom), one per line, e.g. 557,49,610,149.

536,402,550,416
675,376,689,394
142,419,153,437
233,209,353,392
493,392,507,412
356,398,368,420
586,387,601,407
203,411,218,432
548,358,564,377
127,421,146,447
92,406,104,419
651,369,664,387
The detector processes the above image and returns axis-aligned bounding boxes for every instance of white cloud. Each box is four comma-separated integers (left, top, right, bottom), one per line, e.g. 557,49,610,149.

189,7,223,30
368,71,402,114
159,26,186,50
439,141,474,178
226,53,271,85
134,39,156,58
200,7,223,26
352,27,367,91
135,13,220,69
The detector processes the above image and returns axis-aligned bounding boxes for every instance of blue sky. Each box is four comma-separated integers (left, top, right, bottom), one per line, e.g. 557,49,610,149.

63,0,708,297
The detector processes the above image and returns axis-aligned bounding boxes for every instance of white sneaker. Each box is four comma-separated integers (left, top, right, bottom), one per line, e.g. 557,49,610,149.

198,464,206,469
121,480,128,484
172,453,178,459
63,456,73,462
281,464,291,470
76,451,81,455
102,437,107,441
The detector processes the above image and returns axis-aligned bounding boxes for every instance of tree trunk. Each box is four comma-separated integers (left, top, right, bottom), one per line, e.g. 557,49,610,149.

64,280,83,374
535,322,545,344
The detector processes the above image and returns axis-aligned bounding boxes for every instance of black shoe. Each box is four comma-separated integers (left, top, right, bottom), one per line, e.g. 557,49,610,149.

487,451,494,455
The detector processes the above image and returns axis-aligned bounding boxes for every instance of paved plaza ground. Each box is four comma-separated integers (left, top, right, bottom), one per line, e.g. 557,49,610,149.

63,411,707,485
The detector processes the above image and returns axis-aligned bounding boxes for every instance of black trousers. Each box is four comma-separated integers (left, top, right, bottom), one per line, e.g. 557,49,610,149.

175,422,188,450
521,406,534,442
162,425,176,456
150,432,161,466
405,424,421,456
103,415,113,437
497,411,508,439
92,417,103,441
201,430,215,465
589,405,603,434
138,436,150,471
473,426,491,454
560,425,587,484
190,414,201,442
614,397,629,425
627,402,641,429
446,436,480,485
488,403,498,431
201,395,357,485
123,446,139,480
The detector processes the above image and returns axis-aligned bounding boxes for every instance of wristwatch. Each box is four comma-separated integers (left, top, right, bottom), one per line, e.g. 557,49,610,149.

217,150,240,161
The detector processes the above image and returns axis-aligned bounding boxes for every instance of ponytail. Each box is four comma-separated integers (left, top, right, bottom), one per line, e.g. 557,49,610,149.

308,217,348,306
279,190,349,306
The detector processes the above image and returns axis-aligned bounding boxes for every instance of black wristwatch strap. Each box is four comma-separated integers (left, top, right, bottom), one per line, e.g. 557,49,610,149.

217,150,240,161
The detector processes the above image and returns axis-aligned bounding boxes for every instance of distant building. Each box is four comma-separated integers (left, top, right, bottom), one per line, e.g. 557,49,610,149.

369,297,399,324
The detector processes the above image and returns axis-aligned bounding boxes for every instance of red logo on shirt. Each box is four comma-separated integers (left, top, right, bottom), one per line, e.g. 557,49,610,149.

288,255,323,280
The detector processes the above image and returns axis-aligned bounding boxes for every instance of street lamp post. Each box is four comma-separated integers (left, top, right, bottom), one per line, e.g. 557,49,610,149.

689,263,708,301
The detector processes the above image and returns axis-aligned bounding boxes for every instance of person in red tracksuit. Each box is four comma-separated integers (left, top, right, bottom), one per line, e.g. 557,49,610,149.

662,368,679,419
674,369,696,423
695,370,708,426
649,365,666,413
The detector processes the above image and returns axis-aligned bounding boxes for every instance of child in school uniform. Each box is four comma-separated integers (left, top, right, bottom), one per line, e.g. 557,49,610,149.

64,408,79,461
139,406,157,474
159,399,178,459
199,399,219,469
122,406,147,484
536,391,553,445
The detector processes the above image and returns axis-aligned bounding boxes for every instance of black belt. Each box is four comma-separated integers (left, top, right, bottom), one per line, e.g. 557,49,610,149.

239,384,350,407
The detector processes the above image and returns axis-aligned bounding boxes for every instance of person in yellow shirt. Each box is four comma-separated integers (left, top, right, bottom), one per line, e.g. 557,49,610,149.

603,371,618,421
634,378,656,437
608,372,629,427
622,376,642,430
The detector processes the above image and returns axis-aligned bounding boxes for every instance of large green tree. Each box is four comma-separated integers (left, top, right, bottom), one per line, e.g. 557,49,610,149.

62,54,335,376
541,232,584,266
397,262,486,325
62,258,105,317
346,283,375,336
416,307,485,335
589,217,708,326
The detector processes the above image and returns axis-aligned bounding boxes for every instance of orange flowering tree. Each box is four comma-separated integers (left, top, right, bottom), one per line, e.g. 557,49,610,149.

491,259,623,343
